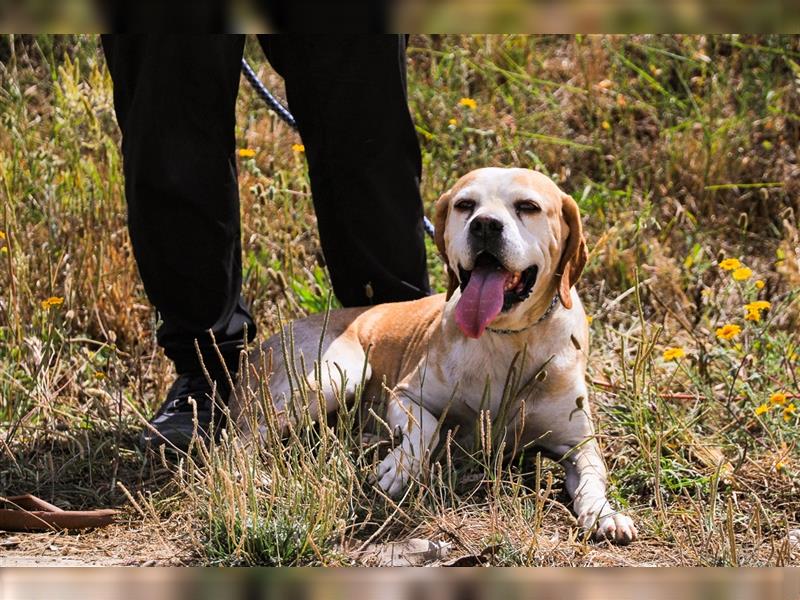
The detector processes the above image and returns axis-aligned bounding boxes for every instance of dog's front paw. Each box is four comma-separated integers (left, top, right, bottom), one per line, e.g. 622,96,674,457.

578,503,638,545
593,512,637,545
376,447,417,498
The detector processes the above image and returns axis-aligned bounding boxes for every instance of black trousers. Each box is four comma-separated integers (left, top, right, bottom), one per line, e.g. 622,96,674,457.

102,35,429,375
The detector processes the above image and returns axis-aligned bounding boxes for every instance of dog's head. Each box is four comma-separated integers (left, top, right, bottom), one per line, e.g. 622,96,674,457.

433,168,587,338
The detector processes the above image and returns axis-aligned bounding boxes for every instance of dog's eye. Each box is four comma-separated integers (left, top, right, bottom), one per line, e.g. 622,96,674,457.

454,198,476,212
515,200,541,216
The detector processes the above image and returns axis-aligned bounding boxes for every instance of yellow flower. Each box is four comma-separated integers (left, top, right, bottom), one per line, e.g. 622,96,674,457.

662,347,686,361
775,461,785,473
238,148,256,158
292,144,305,153
744,301,770,322
94,370,105,380
41,296,64,310
586,315,593,325
719,258,741,271
769,392,787,406
0,246,7,254
448,118,457,126
746,301,771,312
715,323,741,341
0,231,5,240
755,279,765,289
784,403,796,422
732,267,752,281
601,120,611,131
754,403,770,416
458,97,477,110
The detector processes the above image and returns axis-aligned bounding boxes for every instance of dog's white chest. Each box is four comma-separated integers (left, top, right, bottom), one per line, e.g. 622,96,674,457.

419,335,536,420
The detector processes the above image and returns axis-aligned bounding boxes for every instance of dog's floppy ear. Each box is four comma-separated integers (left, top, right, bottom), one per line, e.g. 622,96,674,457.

556,193,588,309
433,189,459,300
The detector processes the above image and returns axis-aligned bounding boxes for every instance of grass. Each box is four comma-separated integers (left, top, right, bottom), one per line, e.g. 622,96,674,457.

1,34,799,566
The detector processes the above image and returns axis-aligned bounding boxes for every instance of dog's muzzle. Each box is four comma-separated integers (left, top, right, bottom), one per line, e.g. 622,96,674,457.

455,252,538,338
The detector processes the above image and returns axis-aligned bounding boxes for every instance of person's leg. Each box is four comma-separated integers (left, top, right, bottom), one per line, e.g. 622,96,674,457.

259,35,430,306
102,35,254,446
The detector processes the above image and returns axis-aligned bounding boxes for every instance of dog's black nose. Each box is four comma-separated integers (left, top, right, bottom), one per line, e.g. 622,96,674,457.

469,216,504,240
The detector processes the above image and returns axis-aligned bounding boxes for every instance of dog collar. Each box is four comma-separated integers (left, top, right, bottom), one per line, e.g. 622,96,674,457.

486,294,559,335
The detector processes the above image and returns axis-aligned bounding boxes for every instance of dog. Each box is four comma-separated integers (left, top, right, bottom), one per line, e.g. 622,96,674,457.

231,167,637,544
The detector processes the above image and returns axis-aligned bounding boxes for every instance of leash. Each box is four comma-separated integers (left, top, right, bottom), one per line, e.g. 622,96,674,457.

241,58,436,238
241,58,297,130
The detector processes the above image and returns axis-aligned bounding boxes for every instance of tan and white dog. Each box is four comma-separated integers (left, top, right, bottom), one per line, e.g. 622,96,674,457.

232,167,637,544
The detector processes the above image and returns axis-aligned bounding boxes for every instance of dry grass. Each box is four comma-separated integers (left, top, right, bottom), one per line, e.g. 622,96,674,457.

1,34,799,566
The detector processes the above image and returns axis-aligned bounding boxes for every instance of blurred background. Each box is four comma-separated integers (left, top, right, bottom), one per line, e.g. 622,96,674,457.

0,0,799,33
1,568,800,599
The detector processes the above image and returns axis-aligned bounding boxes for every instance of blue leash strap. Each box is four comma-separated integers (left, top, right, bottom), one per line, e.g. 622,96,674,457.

241,58,298,131
422,215,435,238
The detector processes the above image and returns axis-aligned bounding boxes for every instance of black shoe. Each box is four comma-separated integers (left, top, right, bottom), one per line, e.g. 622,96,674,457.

139,372,232,451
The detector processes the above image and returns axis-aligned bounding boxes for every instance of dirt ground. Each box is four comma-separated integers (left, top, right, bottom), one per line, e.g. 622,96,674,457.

3,522,799,567
0,522,192,566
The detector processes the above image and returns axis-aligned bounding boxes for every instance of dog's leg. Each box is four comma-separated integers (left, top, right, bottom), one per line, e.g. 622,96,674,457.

544,435,637,545
235,331,371,442
301,333,371,422
534,390,637,545
376,388,440,498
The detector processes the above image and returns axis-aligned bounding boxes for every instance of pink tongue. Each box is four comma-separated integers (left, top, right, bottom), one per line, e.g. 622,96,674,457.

455,266,510,338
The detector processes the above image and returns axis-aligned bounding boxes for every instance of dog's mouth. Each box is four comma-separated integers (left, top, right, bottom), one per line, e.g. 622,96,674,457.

455,252,538,339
